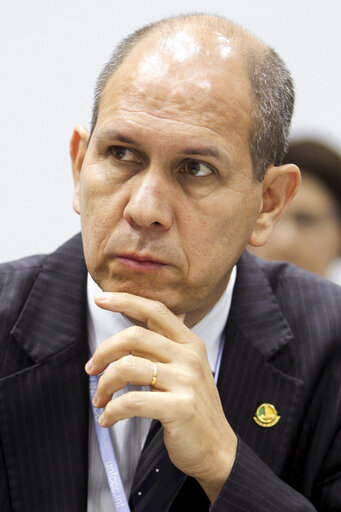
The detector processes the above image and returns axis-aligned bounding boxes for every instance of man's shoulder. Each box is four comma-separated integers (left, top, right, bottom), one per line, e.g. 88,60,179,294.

0,253,46,297
0,233,85,320
254,252,341,300
242,251,341,349
244,250,341,296
0,253,46,276
0,253,47,344
237,250,341,339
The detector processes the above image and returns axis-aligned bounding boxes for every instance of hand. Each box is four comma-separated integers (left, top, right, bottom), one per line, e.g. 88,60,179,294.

85,291,237,502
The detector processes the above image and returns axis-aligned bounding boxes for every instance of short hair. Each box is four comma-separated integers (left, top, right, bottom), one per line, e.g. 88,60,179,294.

90,14,294,181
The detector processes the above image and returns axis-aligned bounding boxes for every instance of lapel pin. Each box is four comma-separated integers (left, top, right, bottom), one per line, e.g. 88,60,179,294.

253,403,280,427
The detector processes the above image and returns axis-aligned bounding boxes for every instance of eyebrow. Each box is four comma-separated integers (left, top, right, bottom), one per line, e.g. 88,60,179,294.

95,129,225,161
182,147,222,160
95,130,136,146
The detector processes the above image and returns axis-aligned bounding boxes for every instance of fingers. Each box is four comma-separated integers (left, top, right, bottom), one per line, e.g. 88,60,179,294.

86,292,212,436
93,357,168,408
97,390,181,427
95,292,190,342
86,292,201,376
93,347,208,411
86,325,178,375
86,293,237,488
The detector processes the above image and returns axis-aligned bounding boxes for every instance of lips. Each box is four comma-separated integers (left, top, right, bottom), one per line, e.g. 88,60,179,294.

117,253,168,264
116,253,169,272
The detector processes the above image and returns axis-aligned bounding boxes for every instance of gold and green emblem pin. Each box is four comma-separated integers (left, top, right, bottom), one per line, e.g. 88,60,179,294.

253,403,280,427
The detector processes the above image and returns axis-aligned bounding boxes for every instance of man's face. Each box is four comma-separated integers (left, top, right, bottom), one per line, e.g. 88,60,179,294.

73,31,264,325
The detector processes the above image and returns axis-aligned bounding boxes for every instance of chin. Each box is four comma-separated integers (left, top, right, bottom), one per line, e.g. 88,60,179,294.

100,275,164,299
100,276,188,313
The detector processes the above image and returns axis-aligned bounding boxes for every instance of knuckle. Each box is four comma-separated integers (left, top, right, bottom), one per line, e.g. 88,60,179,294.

193,337,207,358
118,355,136,375
186,349,202,370
124,392,143,412
127,325,145,339
124,326,148,354
180,369,193,388
120,354,133,369
183,350,206,382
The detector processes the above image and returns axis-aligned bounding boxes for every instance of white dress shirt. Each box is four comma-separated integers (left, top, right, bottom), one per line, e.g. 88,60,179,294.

87,267,236,512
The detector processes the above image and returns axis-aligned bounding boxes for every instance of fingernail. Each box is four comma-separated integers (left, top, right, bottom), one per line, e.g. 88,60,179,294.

95,292,111,302
85,358,93,372
93,392,98,406
98,413,104,425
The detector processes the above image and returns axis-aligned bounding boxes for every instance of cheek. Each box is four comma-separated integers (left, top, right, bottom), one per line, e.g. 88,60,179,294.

183,193,260,275
79,172,125,249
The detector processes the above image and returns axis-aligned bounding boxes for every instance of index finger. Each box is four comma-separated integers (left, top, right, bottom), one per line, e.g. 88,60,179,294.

95,292,190,343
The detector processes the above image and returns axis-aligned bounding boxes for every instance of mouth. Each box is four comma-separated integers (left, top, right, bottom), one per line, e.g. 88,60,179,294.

116,253,169,272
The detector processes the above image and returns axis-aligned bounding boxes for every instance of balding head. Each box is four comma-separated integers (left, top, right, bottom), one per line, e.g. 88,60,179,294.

90,14,294,180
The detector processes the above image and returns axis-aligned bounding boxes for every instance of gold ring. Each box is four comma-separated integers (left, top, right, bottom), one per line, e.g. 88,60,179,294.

151,362,158,387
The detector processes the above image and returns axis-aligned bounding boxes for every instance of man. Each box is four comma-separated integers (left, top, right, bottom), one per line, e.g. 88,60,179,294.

0,13,340,512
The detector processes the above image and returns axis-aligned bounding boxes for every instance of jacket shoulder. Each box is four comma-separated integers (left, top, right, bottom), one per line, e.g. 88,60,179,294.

239,251,341,348
250,253,341,362
0,253,45,275
256,255,341,304
0,253,46,326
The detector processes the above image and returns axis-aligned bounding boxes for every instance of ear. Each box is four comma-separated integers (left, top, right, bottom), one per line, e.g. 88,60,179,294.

249,164,300,247
70,124,89,214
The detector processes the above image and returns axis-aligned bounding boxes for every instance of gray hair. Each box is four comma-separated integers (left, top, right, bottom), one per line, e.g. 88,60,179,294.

90,14,294,181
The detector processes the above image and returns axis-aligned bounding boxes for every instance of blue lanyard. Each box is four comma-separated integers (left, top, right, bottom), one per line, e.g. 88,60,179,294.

89,375,131,511
214,334,225,384
89,335,225,510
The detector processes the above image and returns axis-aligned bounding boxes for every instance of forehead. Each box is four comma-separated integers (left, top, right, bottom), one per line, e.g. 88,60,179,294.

96,29,253,143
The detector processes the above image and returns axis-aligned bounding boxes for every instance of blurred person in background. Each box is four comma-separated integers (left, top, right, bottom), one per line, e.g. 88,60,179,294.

251,139,341,283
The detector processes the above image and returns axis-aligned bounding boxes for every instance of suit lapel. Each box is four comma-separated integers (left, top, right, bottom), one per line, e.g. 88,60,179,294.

0,234,90,512
218,251,304,474
131,251,304,511
10,233,88,361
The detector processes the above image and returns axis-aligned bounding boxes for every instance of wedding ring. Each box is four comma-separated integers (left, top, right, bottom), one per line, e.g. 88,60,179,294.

151,362,158,387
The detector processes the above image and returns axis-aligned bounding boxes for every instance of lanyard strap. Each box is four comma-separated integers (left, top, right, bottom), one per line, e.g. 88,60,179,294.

89,335,225,510
214,334,225,384
89,375,131,511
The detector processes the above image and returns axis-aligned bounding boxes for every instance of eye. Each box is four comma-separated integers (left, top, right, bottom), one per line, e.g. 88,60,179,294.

181,160,214,177
110,146,140,163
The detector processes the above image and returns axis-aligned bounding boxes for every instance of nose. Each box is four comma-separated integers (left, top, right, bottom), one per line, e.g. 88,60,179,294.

123,169,174,231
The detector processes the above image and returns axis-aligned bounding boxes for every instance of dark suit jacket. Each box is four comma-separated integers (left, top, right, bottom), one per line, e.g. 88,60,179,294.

0,234,340,511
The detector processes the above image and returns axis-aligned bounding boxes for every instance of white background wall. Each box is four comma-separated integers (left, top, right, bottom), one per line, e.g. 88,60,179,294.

1,0,340,261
